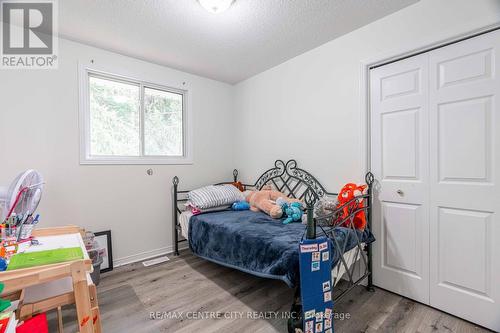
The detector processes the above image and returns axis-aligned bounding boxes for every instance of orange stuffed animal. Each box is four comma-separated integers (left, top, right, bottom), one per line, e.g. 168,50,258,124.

245,188,302,219
336,183,367,230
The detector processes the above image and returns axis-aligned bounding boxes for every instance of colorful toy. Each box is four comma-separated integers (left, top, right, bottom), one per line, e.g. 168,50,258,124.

335,183,367,230
245,189,302,219
16,313,49,333
0,239,18,259
0,283,11,312
0,258,6,272
231,181,245,192
277,198,304,224
232,201,250,211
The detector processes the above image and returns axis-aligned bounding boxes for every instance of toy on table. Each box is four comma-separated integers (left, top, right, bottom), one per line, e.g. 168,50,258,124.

0,239,18,259
0,258,6,272
277,198,304,224
0,283,12,312
245,187,302,219
16,313,49,333
335,183,367,230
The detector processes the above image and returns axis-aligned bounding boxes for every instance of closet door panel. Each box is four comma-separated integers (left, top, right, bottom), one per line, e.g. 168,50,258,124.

437,97,491,183
370,54,430,304
429,29,500,332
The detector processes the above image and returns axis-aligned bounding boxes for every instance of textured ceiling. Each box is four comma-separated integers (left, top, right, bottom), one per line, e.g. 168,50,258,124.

59,0,419,84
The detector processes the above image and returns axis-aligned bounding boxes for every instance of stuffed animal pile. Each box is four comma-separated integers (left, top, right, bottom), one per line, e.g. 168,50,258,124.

236,181,368,229
244,187,304,224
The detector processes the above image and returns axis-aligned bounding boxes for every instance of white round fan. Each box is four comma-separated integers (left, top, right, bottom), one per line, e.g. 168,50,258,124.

0,170,44,222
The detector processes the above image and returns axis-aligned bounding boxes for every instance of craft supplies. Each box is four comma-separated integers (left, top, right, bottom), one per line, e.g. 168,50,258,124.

18,224,33,240
0,239,18,259
16,239,31,253
2,215,17,239
2,213,41,242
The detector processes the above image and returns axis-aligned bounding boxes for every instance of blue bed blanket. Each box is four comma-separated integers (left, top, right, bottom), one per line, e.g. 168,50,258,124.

189,210,374,288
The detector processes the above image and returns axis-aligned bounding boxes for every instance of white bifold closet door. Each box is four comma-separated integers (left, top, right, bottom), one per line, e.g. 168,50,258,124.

371,29,500,331
370,54,430,304
428,31,500,330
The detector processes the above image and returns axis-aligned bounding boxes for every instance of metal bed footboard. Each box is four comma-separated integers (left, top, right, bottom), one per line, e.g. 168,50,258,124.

314,171,375,302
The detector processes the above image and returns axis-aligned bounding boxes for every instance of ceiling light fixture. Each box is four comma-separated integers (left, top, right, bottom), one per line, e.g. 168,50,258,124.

198,0,234,14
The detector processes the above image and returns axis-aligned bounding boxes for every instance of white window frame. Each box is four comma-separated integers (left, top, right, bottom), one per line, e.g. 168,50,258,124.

78,64,193,165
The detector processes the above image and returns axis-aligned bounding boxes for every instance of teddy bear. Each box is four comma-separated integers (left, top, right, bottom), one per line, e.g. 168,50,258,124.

245,187,302,219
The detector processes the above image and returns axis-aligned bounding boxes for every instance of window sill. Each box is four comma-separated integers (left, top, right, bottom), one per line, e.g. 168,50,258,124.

80,157,193,165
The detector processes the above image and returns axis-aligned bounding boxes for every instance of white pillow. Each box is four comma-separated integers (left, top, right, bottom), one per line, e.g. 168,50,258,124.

188,184,244,209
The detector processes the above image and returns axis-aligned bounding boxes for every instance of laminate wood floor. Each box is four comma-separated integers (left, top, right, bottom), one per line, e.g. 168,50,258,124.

49,251,492,333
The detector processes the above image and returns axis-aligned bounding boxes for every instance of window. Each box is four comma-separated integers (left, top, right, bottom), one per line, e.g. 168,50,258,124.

79,69,190,164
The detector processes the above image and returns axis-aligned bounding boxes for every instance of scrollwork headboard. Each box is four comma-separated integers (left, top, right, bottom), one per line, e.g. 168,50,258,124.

244,159,335,206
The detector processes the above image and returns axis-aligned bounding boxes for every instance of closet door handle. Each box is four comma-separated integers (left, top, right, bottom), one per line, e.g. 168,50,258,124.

396,189,404,196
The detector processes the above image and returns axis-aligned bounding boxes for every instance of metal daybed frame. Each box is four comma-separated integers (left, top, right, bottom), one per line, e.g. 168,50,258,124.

172,159,374,329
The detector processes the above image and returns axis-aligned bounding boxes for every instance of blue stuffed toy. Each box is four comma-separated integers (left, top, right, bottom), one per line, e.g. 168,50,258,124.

276,198,304,224
232,201,250,211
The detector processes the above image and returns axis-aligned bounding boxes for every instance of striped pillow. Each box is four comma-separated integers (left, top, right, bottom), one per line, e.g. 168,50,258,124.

188,185,245,209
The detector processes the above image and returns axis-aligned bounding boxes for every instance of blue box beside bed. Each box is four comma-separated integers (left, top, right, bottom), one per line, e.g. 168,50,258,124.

172,159,375,332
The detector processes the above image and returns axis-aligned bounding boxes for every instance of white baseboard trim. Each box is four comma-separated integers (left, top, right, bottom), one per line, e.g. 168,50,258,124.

114,243,189,268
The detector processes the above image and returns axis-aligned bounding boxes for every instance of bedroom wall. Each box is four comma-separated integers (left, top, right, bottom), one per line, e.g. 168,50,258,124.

0,38,235,265
233,0,500,190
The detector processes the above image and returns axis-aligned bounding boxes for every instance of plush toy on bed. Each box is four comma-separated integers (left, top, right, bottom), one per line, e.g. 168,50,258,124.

232,201,250,211
276,198,304,224
335,183,368,230
245,187,302,219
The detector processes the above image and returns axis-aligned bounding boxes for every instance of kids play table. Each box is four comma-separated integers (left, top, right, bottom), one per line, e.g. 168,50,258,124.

0,226,102,333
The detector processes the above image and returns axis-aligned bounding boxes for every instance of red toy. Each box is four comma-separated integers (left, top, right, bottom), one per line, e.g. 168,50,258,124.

16,313,48,333
335,183,367,230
